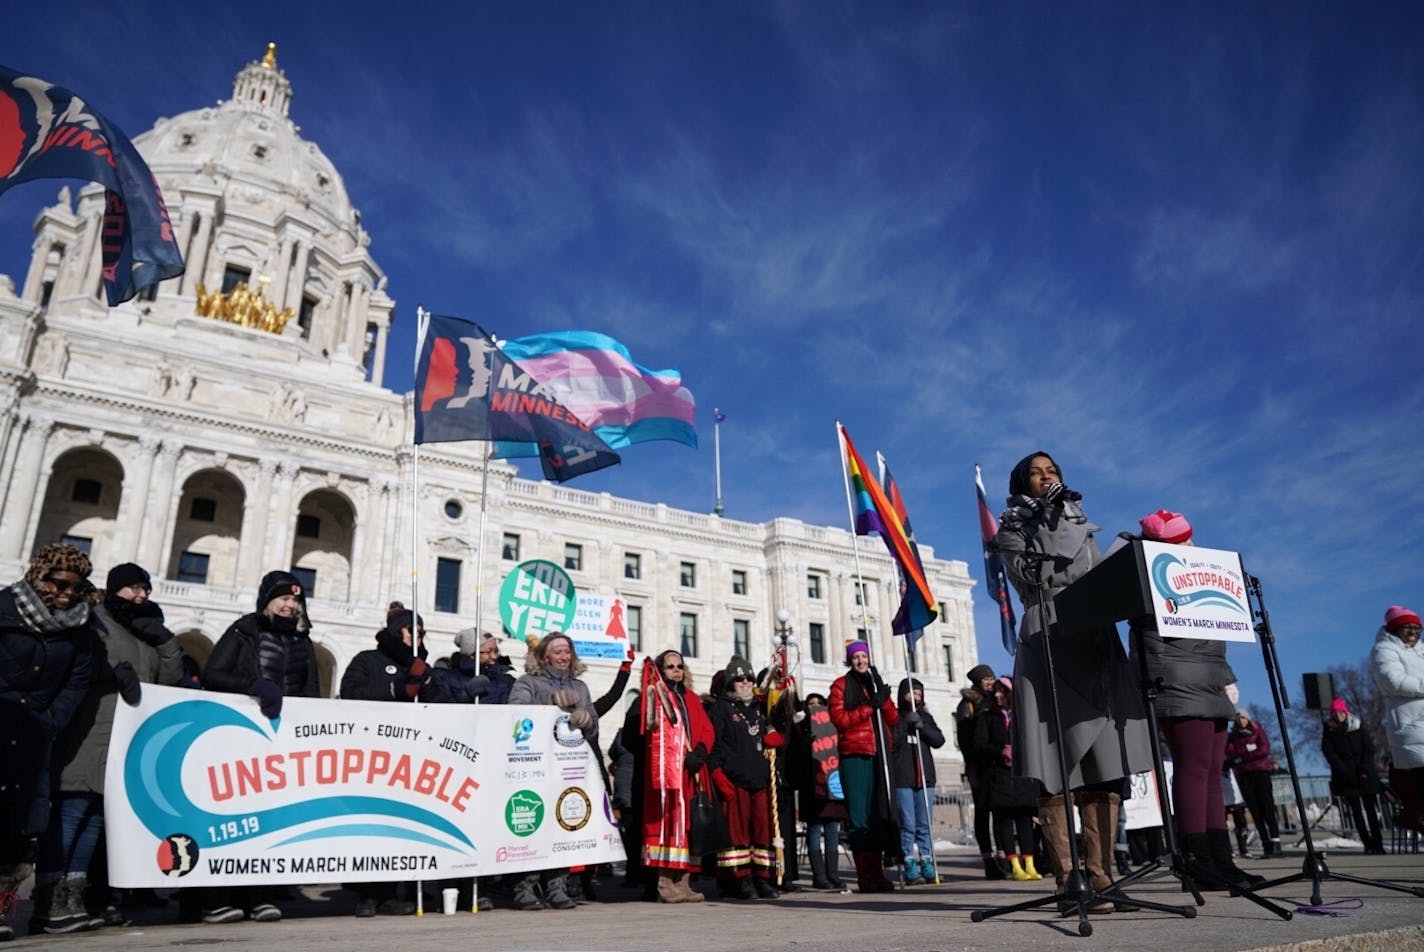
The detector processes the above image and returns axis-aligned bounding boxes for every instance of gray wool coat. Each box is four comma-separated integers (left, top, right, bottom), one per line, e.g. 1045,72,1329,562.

53,603,184,795
995,508,1153,795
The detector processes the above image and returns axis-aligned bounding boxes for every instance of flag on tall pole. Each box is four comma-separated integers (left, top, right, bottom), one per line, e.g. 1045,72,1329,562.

877,451,936,648
414,312,620,482
838,423,938,631
976,464,1019,654
712,408,725,516
0,65,183,304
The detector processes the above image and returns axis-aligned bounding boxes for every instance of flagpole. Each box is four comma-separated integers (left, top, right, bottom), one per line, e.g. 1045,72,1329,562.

411,307,427,916
713,407,724,516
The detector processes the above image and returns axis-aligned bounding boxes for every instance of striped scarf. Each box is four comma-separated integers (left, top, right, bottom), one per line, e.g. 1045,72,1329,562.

9,579,91,633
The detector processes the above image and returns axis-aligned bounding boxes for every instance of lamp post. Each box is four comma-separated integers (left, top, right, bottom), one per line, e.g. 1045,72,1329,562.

772,609,798,688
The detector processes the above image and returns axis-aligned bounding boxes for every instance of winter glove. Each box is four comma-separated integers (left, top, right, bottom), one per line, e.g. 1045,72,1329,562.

113,661,142,706
404,658,432,699
567,709,595,732
713,769,736,801
763,729,785,749
553,688,582,709
465,674,492,701
901,710,922,730
684,747,707,773
250,678,283,718
1040,482,1067,507
619,645,635,672
129,616,175,646
872,684,892,707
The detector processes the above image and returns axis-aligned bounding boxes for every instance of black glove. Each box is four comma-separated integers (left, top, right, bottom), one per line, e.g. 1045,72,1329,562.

129,616,175,646
872,684,891,707
113,661,142,706
250,678,283,718
685,747,707,773
902,710,922,730
465,674,492,701
1040,482,1067,507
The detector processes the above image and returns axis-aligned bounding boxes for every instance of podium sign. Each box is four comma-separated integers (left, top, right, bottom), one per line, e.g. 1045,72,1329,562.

1055,538,1255,643
1142,541,1255,643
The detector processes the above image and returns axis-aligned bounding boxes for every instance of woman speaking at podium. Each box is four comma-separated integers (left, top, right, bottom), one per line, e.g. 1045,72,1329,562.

994,452,1152,910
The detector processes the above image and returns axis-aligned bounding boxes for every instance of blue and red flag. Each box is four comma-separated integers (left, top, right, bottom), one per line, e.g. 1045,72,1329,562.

877,451,937,648
0,66,183,305
838,423,938,636
414,312,620,482
976,464,1019,654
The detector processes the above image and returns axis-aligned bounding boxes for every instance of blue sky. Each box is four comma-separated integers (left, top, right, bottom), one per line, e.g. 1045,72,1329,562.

3,3,1422,736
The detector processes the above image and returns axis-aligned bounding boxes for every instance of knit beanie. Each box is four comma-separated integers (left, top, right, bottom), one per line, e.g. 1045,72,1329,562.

724,655,754,683
257,570,305,612
967,663,996,684
385,600,424,634
845,640,870,663
454,627,480,655
1329,698,1349,714
1385,605,1421,632
1140,509,1193,544
106,562,152,593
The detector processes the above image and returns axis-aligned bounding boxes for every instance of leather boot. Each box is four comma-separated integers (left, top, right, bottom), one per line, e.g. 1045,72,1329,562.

674,872,704,903
512,874,545,910
656,873,685,903
825,847,846,890
1036,796,1071,893
1181,832,1229,892
808,851,832,890
1206,829,1265,887
543,873,576,910
853,851,893,893
1078,792,1116,913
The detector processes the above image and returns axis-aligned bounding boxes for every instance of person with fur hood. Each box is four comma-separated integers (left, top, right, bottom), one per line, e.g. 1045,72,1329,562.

955,664,1004,879
1370,605,1424,833
507,632,597,911
707,655,782,900
198,570,321,925
1320,698,1384,854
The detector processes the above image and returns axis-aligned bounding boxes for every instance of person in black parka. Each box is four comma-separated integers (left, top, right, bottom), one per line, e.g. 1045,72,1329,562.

1321,698,1384,854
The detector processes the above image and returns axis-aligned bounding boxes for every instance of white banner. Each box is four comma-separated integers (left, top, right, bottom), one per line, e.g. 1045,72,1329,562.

105,685,623,887
1143,541,1256,643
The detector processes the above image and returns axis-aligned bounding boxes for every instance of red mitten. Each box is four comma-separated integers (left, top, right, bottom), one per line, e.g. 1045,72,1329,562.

405,657,430,698
764,729,785,749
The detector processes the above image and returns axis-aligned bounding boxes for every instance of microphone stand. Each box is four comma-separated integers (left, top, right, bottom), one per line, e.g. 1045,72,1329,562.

1243,573,1424,905
1112,625,1293,919
971,544,1193,936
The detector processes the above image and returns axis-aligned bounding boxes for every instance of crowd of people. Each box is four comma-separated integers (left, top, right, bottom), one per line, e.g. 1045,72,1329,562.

2,454,1421,938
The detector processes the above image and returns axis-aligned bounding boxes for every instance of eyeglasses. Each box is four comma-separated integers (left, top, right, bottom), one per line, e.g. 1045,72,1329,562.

663,663,684,670
42,576,79,593
732,675,753,683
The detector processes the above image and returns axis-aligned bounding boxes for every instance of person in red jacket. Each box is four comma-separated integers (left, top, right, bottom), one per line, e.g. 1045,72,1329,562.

1225,710,1281,857
828,640,898,892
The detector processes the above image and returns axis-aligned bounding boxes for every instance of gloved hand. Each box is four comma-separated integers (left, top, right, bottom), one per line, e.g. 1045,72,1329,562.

901,710,922,730
465,674,492,701
1040,482,1067,507
713,769,735,801
872,684,892,707
129,616,175,646
620,645,635,671
684,747,707,773
405,658,432,699
250,678,283,718
568,708,595,732
553,688,582,709
764,729,785,749
113,661,142,706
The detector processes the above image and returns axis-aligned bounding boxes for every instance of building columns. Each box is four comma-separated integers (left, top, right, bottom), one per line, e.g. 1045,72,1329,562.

0,416,53,561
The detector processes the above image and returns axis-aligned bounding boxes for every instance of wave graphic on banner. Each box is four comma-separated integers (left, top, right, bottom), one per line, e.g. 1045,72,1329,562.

1150,553,1248,613
124,700,475,853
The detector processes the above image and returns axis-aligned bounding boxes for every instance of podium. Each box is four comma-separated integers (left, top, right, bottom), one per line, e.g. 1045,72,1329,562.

1053,538,1153,635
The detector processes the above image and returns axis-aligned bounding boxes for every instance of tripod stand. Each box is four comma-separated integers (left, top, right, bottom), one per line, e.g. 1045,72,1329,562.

1244,573,1424,905
1113,625,1294,920
971,549,1193,936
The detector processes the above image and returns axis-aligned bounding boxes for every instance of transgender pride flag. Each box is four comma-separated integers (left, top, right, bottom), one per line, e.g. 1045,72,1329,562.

491,330,697,459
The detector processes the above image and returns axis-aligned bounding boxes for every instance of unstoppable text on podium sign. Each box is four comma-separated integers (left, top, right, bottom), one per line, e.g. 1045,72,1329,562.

1142,541,1256,643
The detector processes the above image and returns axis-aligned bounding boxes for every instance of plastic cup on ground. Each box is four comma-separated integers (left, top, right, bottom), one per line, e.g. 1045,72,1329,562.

441,887,458,915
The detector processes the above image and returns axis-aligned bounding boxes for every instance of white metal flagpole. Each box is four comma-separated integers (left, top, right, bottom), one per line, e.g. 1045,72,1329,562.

411,306,428,915
713,407,724,515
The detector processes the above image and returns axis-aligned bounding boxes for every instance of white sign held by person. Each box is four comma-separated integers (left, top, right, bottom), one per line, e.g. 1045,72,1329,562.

1143,541,1256,643
105,685,623,887
566,593,632,660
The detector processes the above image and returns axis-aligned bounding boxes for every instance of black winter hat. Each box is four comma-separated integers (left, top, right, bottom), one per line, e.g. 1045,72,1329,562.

967,664,996,684
724,655,754,683
107,562,152,594
384,600,424,634
257,570,306,612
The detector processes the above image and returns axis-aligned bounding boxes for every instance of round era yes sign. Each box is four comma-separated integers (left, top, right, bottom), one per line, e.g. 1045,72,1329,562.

499,560,578,640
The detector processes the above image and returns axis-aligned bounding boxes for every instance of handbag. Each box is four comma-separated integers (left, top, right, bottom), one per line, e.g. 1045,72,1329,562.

688,774,732,857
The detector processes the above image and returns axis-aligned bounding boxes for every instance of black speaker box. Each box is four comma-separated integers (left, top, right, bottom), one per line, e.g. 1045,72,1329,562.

1302,672,1334,710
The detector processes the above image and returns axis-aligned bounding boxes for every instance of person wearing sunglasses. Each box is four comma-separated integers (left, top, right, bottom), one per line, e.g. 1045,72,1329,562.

0,543,98,942
707,656,783,900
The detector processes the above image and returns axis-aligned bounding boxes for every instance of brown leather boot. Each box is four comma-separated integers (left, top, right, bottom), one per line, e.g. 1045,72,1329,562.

1078,791,1118,913
656,873,685,903
674,872,704,903
1036,795,1070,893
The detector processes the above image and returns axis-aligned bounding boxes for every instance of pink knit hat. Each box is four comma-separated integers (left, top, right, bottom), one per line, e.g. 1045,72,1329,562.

1329,698,1349,714
1385,605,1421,631
1140,509,1193,544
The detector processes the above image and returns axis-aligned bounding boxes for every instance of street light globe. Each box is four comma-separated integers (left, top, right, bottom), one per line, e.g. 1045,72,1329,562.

775,609,791,625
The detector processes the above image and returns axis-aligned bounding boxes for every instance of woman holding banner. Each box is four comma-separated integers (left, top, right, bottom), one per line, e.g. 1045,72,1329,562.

796,693,848,890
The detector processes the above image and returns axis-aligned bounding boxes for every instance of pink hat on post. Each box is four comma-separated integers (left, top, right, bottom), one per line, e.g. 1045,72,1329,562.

1329,698,1349,714
1385,605,1421,631
1140,509,1193,544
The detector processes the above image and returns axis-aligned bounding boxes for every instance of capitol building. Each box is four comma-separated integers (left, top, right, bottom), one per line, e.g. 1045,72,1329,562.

0,48,982,780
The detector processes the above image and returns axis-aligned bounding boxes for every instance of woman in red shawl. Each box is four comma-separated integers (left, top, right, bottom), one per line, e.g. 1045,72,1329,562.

621,649,715,903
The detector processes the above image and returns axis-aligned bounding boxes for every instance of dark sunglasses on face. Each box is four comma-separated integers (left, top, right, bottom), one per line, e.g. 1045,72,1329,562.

43,576,80,593
663,663,684,670
732,676,753,683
